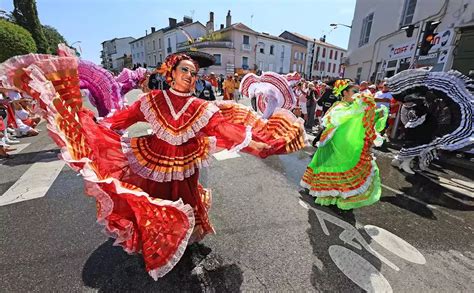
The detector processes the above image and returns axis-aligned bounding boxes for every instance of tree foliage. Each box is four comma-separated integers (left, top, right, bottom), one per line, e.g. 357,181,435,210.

12,0,49,53
0,19,37,62
42,25,67,54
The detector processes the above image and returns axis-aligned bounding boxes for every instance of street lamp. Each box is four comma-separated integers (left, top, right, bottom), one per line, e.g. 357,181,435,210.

330,23,352,29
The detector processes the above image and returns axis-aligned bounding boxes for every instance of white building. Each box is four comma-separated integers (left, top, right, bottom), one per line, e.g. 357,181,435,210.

256,33,293,74
130,36,146,67
143,26,164,68
101,37,135,73
280,31,347,79
164,20,207,58
345,0,474,82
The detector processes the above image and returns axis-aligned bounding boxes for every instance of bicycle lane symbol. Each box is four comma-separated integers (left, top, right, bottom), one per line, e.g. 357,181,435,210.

313,208,426,292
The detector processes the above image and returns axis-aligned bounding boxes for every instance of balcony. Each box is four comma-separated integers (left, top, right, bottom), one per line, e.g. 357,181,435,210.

241,44,251,51
177,40,234,51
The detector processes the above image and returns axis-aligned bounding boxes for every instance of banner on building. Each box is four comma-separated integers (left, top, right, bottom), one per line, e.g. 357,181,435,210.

388,41,416,60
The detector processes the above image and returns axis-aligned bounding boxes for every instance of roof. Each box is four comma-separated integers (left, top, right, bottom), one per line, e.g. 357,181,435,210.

258,32,302,46
215,22,258,34
101,37,135,44
130,35,147,43
290,32,347,51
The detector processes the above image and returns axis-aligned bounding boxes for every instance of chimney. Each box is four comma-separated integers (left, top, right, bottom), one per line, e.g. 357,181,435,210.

183,16,193,24
226,10,231,28
206,11,215,33
151,27,156,33
220,24,224,30
169,18,177,28
145,29,148,36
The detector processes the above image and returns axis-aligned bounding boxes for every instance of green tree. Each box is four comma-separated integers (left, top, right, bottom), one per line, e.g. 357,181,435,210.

0,19,37,62
12,0,49,53
42,25,67,54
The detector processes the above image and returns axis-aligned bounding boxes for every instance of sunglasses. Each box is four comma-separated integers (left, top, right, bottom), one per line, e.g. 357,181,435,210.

178,66,197,77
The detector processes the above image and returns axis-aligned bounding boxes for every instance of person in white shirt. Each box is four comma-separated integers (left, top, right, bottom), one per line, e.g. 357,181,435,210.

374,82,392,109
359,81,371,94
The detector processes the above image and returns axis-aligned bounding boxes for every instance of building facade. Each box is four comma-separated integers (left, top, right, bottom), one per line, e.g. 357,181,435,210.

345,0,474,82
280,31,347,79
177,12,259,76
163,20,207,58
130,36,146,67
101,37,135,73
256,33,293,73
290,42,307,74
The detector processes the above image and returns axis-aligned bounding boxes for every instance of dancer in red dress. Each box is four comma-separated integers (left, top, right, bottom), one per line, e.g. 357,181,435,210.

0,50,306,279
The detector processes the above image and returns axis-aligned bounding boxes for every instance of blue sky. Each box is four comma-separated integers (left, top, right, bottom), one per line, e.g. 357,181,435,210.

1,0,356,63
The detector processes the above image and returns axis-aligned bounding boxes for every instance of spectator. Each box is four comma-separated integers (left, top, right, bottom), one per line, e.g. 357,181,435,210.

233,73,241,102
359,81,371,94
368,84,377,95
374,81,392,109
208,72,218,96
223,75,235,100
195,76,216,101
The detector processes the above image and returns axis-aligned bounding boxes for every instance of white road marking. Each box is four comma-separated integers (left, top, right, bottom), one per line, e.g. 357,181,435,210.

4,143,30,155
0,159,65,206
212,150,241,161
364,225,426,264
381,184,466,223
328,245,393,293
298,199,310,209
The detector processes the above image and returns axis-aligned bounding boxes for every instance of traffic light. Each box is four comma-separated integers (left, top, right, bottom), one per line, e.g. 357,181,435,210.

419,21,440,55
403,25,415,37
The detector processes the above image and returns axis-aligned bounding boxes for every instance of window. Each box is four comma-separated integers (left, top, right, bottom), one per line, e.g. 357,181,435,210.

299,64,303,72
279,67,283,73
243,35,250,45
401,0,417,26
322,48,326,58
213,54,221,65
159,54,162,62
154,55,157,65
159,38,162,49
333,63,336,73
341,53,344,59
328,62,331,72
320,62,325,71
329,50,333,59
294,52,298,60
356,67,362,82
315,61,319,70
335,51,338,60
260,47,265,54
293,63,297,71
153,40,155,50
359,13,374,47
242,56,249,68
270,45,274,55
316,47,320,58
168,38,171,47
141,52,144,57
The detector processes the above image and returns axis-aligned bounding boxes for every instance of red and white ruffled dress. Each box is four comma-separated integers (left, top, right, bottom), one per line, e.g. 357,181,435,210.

76,88,306,279
0,53,306,280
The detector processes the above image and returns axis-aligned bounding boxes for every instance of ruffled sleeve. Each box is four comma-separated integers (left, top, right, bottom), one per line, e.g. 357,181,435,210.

101,99,146,130
202,112,252,152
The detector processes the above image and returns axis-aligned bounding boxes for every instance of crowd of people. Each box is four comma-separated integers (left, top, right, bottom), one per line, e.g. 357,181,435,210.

0,88,41,158
291,78,396,138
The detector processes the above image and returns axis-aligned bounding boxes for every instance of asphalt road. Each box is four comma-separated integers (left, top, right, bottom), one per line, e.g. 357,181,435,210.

1,90,473,292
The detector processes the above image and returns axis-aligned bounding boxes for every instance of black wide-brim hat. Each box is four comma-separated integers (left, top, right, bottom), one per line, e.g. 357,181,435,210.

178,50,216,68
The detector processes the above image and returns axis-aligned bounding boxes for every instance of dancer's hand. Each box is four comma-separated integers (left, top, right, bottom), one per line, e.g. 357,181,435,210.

249,140,271,151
